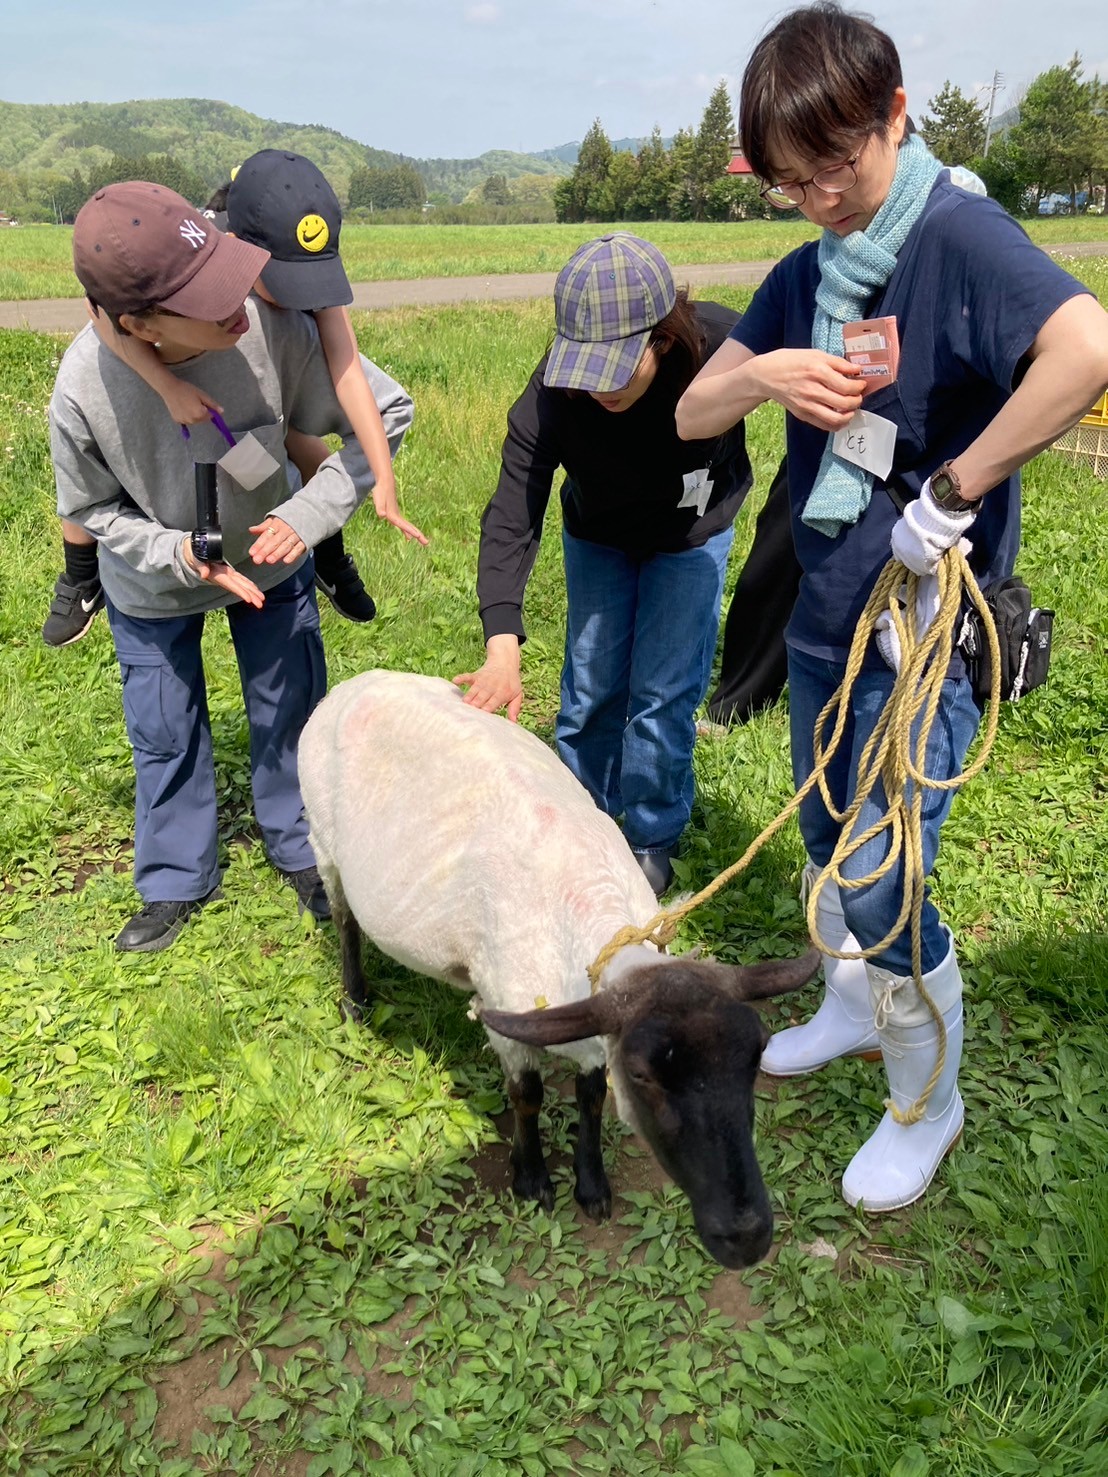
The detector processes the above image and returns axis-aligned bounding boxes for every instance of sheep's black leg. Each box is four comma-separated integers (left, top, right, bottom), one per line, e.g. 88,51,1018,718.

508,1069,555,1213
336,906,370,1023
573,1067,612,1220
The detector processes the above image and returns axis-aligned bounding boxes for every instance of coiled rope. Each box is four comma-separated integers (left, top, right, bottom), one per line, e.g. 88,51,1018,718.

587,545,1002,1124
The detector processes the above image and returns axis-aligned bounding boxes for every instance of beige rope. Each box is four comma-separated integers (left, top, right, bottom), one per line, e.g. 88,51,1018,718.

587,546,1002,1124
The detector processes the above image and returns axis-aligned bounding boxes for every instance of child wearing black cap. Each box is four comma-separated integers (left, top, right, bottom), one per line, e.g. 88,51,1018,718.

43,150,423,645
50,180,413,949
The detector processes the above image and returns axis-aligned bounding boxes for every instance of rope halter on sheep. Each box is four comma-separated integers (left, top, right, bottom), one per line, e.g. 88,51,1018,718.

587,546,1002,1127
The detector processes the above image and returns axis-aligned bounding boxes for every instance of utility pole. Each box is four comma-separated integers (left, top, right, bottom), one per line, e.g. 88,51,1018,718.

982,70,1005,158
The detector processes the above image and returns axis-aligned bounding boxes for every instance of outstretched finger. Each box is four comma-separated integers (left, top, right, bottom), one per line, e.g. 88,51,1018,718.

384,510,429,546
213,566,266,608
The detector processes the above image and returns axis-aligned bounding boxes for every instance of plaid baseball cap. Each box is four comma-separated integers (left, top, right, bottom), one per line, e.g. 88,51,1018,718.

227,150,352,312
544,233,677,393
73,182,269,319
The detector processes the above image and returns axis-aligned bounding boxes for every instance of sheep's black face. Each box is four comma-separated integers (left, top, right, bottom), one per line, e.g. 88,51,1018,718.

616,991,774,1268
479,949,819,1270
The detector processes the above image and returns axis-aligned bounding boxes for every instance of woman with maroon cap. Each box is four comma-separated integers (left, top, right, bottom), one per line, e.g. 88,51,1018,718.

49,181,413,951
43,151,422,644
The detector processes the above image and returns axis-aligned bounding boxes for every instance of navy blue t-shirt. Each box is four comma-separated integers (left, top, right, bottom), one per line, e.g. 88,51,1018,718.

731,175,1089,662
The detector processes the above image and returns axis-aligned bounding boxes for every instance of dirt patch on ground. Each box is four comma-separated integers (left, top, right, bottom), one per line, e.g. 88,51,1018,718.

149,1084,773,1469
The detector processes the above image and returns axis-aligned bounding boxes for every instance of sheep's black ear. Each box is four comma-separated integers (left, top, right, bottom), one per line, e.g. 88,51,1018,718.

728,948,821,1002
480,994,623,1047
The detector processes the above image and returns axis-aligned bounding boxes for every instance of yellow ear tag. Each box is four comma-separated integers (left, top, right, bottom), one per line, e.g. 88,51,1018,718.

296,214,329,253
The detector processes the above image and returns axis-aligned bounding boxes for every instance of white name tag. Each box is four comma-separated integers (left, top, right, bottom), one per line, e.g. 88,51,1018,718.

832,409,897,481
678,467,714,517
218,432,281,491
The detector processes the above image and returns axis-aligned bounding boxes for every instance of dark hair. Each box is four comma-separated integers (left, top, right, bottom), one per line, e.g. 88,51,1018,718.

740,3,902,181
87,299,157,337
204,182,231,214
649,289,707,392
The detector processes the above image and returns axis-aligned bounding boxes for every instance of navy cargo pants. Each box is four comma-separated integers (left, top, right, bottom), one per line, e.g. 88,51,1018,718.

106,560,325,903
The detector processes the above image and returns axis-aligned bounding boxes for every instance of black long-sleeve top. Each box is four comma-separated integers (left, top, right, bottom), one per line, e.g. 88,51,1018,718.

477,300,752,643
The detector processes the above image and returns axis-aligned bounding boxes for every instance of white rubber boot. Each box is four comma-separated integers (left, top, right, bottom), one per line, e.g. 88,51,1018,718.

842,931,965,1212
760,862,881,1076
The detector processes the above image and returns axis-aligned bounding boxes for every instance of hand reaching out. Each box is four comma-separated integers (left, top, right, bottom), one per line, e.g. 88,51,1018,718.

181,536,266,608
453,636,523,722
373,472,428,546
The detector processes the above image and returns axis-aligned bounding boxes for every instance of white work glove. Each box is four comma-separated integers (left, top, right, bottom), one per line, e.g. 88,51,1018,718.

890,477,976,576
875,574,941,673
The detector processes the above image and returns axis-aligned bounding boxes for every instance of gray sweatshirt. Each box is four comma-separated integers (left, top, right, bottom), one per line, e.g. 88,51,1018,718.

49,298,414,619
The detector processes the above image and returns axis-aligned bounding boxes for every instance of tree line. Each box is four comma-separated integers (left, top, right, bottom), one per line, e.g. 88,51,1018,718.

4,57,1104,228
36,154,212,226
912,56,1105,215
553,82,773,224
555,58,1108,225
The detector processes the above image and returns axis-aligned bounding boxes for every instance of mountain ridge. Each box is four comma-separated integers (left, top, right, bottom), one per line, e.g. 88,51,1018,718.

0,97,574,205
532,136,676,166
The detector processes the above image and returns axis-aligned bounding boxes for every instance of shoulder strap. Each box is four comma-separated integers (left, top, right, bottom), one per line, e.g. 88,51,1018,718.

884,476,912,514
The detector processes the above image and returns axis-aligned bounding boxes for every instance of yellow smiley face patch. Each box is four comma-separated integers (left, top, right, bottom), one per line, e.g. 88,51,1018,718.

296,214,329,253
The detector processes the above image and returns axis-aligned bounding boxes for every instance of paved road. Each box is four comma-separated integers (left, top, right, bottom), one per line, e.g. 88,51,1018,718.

2,242,1106,334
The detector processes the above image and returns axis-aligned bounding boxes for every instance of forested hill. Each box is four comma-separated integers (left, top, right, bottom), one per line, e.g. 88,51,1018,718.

0,97,570,209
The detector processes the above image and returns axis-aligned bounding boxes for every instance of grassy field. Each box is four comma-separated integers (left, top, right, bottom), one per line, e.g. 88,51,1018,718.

1,215,1108,299
1,264,1107,1475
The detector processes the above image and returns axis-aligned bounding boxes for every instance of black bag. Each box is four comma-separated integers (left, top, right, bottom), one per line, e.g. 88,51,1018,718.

957,576,1054,704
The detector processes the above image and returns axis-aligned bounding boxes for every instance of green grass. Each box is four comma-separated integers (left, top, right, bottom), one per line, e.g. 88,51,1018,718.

2,214,1107,299
1,267,1108,1475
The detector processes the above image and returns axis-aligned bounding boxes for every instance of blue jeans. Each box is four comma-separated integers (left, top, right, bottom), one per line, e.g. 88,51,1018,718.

106,560,326,902
556,527,733,853
788,645,980,973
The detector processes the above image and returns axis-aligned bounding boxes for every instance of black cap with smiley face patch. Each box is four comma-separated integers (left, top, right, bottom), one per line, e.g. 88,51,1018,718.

227,149,353,312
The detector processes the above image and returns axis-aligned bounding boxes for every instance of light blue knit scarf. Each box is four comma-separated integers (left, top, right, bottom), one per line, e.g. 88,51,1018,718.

803,134,943,537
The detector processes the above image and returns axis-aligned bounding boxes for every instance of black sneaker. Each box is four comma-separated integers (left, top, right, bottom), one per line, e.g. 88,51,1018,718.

42,573,104,647
115,889,220,953
279,864,331,921
314,555,376,623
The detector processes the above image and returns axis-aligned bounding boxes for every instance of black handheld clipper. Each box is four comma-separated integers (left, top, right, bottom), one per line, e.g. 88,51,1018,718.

190,463,223,563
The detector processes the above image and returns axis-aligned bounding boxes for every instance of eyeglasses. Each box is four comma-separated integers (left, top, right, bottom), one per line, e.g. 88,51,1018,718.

759,153,861,209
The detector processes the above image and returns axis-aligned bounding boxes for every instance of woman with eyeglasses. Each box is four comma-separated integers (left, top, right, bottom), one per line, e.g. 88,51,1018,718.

677,2,1108,1213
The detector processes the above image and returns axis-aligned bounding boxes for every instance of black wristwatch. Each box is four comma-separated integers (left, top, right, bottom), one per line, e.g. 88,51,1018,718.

929,461,976,515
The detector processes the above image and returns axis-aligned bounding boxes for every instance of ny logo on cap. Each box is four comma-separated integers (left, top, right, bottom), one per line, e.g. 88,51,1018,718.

179,219,207,250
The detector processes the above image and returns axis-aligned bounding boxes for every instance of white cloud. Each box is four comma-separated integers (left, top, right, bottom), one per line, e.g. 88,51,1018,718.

464,3,500,22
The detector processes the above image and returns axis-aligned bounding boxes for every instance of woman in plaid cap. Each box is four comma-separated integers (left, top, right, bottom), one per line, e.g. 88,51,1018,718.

453,233,754,897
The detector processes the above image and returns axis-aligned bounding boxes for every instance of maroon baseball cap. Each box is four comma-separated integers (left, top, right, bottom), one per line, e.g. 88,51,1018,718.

73,181,270,320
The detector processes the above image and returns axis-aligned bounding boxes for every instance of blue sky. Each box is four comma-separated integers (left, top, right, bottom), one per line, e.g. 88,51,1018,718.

2,0,1103,160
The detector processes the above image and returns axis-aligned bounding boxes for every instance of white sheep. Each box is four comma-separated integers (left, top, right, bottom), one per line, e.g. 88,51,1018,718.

298,670,816,1267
